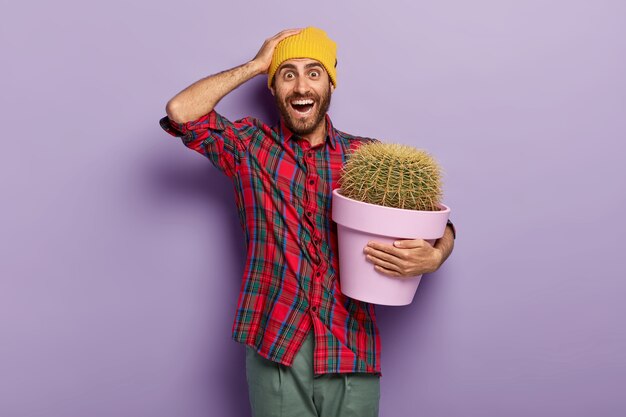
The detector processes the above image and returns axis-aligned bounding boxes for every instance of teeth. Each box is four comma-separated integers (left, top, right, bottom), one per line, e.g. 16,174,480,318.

291,99,314,105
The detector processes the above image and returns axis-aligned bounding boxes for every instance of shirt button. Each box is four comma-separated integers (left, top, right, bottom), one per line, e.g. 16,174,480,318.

316,271,321,277
309,179,315,185
306,211,312,217
311,306,318,313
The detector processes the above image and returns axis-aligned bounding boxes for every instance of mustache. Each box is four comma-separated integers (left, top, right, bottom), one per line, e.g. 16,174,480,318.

286,93,319,101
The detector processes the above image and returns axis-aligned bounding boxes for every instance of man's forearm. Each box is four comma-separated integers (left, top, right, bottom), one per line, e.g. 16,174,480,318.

434,225,455,267
166,60,263,124
165,28,303,124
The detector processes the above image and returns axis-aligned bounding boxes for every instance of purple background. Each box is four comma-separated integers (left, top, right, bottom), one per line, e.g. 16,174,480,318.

2,0,625,416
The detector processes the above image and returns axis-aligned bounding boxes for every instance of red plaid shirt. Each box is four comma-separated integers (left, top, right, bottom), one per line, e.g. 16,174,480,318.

160,110,383,375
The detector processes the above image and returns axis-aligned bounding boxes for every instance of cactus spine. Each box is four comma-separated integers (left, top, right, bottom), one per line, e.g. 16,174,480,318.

338,142,443,211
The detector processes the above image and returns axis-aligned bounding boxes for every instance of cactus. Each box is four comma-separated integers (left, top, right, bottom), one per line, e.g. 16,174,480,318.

338,142,443,211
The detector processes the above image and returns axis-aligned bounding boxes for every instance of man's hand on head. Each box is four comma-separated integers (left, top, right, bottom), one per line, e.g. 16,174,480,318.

363,239,443,278
251,28,303,74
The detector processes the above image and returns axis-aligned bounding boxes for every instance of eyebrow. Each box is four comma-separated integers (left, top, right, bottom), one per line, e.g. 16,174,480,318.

278,62,324,73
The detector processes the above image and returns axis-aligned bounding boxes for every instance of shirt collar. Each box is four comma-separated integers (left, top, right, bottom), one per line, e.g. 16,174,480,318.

279,114,337,150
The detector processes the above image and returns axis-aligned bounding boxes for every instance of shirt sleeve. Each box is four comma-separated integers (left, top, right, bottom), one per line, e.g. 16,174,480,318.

159,110,250,178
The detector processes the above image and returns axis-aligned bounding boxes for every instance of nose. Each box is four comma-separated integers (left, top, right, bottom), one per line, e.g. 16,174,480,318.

294,76,311,94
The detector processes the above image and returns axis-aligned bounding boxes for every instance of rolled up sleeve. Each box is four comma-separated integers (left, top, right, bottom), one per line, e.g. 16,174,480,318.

159,110,247,178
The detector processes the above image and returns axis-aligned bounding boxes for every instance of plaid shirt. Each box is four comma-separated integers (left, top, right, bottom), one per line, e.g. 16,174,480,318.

160,110,456,375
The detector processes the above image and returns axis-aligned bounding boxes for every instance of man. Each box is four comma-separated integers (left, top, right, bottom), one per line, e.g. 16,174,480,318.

160,27,455,417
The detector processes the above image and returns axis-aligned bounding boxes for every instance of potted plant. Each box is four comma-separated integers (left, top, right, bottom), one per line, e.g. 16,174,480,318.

331,142,451,306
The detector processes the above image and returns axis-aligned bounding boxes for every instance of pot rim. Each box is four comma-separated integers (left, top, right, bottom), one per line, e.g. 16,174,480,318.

332,188,450,213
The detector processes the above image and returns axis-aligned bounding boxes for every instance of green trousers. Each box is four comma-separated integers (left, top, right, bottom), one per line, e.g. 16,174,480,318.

245,331,380,417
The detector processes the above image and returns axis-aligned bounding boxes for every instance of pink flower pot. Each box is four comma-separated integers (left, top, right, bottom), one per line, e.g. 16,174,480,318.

331,188,451,306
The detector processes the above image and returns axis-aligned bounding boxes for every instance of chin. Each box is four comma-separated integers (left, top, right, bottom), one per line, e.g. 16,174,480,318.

288,119,319,135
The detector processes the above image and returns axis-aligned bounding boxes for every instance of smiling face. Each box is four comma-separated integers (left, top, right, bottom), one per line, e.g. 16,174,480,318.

270,58,335,136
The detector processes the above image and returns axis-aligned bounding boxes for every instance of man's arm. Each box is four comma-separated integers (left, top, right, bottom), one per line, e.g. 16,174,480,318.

166,28,302,124
432,224,455,267
363,223,455,278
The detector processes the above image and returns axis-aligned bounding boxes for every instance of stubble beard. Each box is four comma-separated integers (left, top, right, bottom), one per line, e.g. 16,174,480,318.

275,84,332,136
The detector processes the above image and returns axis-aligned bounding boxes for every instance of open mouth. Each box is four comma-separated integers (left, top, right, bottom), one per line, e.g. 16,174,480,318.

290,98,315,115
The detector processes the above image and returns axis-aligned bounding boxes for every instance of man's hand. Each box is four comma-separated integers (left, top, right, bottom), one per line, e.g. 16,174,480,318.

363,239,443,278
251,28,303,74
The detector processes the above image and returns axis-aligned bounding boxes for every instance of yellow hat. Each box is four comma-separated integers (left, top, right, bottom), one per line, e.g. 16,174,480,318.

268,27,337,88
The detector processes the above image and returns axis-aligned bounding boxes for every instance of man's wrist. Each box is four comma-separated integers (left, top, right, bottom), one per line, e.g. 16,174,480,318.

429,247,444,273
247,59,267,77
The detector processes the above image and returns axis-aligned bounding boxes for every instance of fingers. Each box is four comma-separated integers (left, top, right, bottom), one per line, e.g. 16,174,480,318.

363,244,411,275
363,240,437,277
264,28,303,50
272,28,303,42
365,253,403,274
364,241,408,260
373,264,402,278
253,28,303,73
364,245,403,264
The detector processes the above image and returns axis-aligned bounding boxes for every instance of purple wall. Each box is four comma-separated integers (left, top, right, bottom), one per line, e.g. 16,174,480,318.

2,0,625,416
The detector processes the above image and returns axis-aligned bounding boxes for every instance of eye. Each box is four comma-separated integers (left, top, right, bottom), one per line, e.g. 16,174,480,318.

309,70,320,78
284,71,295,80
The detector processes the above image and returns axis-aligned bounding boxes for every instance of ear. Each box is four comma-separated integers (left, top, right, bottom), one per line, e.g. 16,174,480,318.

330,84,335,93
269,86,275,96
